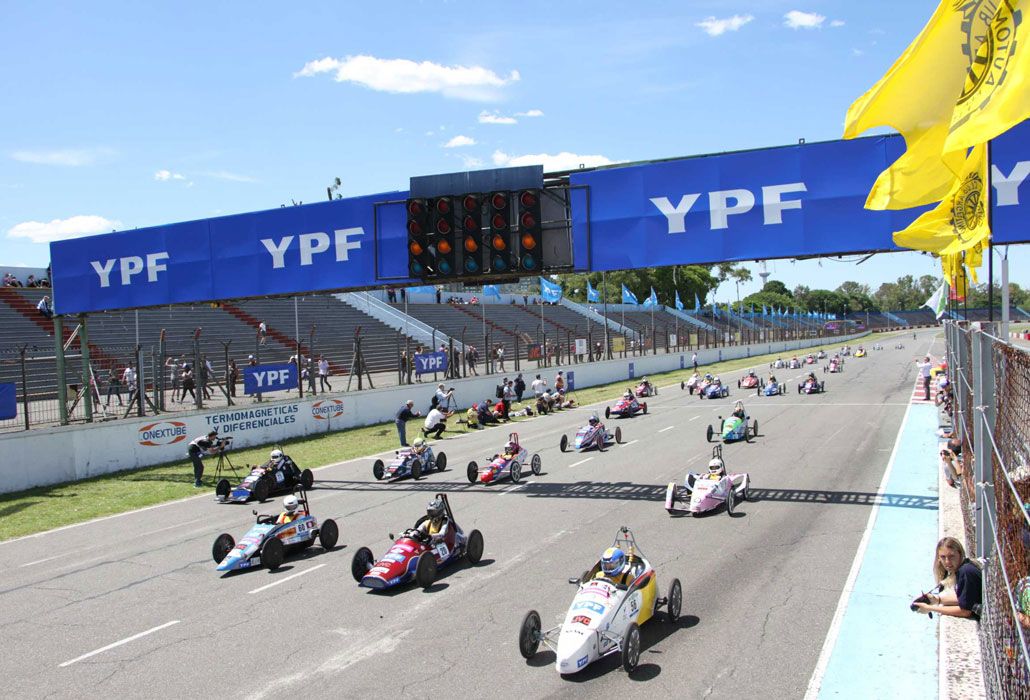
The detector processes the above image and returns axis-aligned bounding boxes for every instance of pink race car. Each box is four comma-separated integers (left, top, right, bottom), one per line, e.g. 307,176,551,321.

664,446,750,517
466,433,542,485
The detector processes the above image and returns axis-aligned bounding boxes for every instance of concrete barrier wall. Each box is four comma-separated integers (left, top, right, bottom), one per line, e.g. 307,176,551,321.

0,331,868,494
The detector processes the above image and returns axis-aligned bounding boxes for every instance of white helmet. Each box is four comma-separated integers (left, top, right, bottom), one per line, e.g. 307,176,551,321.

270,449,283,461
708,458,725,475
504,441,516,453
283,495,299,512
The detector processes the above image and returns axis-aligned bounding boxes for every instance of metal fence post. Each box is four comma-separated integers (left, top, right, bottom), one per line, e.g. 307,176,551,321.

80,315,93,422
971,324,997,560
19,347,29,430
54,316,69,425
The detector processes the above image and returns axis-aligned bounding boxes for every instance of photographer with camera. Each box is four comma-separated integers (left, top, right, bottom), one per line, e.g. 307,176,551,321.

422,403,453,440
939,438,964,489
187,430,227,488
432,383,454,411
911,536,982,620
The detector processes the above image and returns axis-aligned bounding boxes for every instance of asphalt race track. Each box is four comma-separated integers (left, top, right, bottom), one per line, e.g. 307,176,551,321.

0,332,938,699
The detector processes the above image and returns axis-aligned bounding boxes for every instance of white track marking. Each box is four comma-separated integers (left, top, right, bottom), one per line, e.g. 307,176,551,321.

687,416,699,422
569,458,593,468
58,620,180,667
658,426,675,433
20,555,64,568
803,402,913,699
621,439,638,447
248,563,326,595
501,480,532,495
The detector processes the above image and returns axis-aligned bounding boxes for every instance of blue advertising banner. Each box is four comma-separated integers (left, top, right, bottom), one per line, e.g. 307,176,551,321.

413,351,449,376
571,121,1030,271
243,363,298,395
0,383,16,420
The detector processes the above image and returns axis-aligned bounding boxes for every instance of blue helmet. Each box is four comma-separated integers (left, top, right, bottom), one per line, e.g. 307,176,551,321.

601,547,627,576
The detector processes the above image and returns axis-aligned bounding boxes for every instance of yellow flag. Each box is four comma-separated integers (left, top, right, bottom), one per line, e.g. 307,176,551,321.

893,143,991,253
946,0,1030,153
843,1,974,209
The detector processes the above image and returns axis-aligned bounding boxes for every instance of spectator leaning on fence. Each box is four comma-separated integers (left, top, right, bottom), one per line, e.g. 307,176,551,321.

913,536,982,619
395,400,421,447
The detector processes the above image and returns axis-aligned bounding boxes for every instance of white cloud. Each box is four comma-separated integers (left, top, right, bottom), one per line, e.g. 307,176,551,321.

295,55,519,101
696,14,754,37
7,215,122,244
202,170,258,183
10,148,114,167
154,169,187,182
516,109,544,117
830,19,845,27
456,154,484,169
443,135,476,148
492,150,615,172
784,10,826,29
478,110,518,125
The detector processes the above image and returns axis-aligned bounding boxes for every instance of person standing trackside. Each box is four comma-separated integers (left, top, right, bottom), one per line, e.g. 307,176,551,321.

227,359,239,397
916,356,933,402
318,355,332,392
692,352,698,371
258,321,268,346
187,430,220,487
395,400,421,447
514,373,526,402
105,365,123,407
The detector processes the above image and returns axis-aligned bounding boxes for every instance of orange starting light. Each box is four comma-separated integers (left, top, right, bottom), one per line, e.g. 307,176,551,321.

491,234,507,251
437,239,452,254
521,233,537,249
409,241,424,256
464,237,478,252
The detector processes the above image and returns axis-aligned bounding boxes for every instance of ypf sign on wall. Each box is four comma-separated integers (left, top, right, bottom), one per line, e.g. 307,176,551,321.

244,363,298,395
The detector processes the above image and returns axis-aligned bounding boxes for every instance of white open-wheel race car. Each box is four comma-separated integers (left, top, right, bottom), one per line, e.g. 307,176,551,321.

518,527,682,675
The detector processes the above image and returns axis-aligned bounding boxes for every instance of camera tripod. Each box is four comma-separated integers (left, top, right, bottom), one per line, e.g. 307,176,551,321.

213,447,241,482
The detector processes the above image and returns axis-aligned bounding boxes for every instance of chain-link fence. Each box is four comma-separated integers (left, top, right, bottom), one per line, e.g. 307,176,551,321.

944,321,1030,698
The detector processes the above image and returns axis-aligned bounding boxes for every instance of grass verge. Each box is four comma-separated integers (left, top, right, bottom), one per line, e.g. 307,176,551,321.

0,333,892,541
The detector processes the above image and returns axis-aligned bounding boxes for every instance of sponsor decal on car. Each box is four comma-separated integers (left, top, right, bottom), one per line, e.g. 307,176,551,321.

572,615,592,626
138,420,188,446
577,655,589,669
311,399,344,420
572,601,606,614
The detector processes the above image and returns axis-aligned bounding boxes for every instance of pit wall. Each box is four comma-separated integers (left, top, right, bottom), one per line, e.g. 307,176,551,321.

0,331,868,494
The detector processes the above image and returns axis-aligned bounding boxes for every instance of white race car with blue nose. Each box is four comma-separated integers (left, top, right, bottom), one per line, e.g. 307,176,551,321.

518,527,682,675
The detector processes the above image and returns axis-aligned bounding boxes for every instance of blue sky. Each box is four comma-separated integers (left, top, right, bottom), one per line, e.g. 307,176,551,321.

0,0,1024,297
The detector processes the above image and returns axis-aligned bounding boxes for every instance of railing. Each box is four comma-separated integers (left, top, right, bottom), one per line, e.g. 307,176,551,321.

943,321,1030,699
337,291,460,351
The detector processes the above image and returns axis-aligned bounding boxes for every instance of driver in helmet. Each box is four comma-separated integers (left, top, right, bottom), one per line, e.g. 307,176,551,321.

594,546,631,586
416,498,449,544
588,414,601,427
766,374,778,390
411,437,430,466
707,456,726,479
623,387,634,401
502,438,518,459
731,400,746,420
276,494,302,524
266,448,300,480
805,372,818,389
639,376,651,392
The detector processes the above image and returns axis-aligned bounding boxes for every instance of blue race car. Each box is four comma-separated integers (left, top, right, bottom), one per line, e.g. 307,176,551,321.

761,379,786,396
212,487,338,572
700,378,730,399
372,442,447,481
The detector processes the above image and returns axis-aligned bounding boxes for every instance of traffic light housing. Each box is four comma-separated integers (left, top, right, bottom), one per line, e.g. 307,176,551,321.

461,194,483,275
517,189,541,272
488,191,512,274
429,197,456,277
406,198,433,277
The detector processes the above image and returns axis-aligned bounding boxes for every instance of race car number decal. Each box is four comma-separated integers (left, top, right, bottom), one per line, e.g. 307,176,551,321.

275,471,285,483
433,543,449,559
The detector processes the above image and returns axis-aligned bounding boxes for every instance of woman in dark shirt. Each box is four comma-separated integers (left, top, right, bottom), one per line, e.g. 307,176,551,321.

914,536,982,619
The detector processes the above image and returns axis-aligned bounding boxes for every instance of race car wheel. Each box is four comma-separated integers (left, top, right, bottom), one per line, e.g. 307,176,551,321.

559,434,568,452
510,461,523,484
531,454,542,476
745,425,752,443
737,379,741,388
350,546,373,582
680,381,685,390
621,623,641,673
319,518,339,550
780,385,787,395
654,386,658,396
253,478,271,503
466,529,484,564
605,406,611,419
435,452,447,472
615,426,623,444
212,533,235,563
643,402,648,414
668,578,683,623
466,461,479,484
301,469,314,490
415,552,437,589
519,610,542,659
821,382,826,393
706,425,714,443
215,479,231,499
742,477,751,502
797,385,802,394
726,488,735,516
411,460,422,480
260,536,285,570
752,420,759,438
372,459,385,481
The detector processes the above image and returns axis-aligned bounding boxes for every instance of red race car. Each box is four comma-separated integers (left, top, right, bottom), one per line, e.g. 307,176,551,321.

633,378,657,397
737,370,760,389
605,391,648,419
350,493,484,591
466,433,542,485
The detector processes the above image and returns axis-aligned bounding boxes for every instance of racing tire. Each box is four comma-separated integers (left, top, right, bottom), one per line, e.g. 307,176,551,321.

531,454,542,476
212,533,235,563
643,402,648,414
319,518,339,550
654,386,658,396
621,623,641,673
519,610,542,659
466,529,484,564
745,425,752,443
351,546,373,582
680,381,685,390
726,487,735,516
797,385,802,394
252,478,271,503
415,552,437,589
668,578,683,623
301,469,314,490
780,385,786,395
742,477,751,502
821,382,826,393
605,406,611,419
260,536,285,570
411,460,422,481
737,379,741,388
466,461,479,484
510,460,523,484
752,420,759,438
706,425,714,443
559,434,568,452
435,452,447,472
615,426,623,444
372,459,385,481
215,479,231,500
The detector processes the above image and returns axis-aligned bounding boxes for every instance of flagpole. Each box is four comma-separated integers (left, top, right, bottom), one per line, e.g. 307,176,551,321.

602,272,610,359
987,139,994,323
